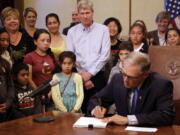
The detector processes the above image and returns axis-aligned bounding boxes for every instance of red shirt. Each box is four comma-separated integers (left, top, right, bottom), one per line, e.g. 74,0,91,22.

24,51,58,86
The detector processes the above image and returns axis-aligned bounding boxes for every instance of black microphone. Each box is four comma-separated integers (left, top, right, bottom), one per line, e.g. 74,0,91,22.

22,79,60,99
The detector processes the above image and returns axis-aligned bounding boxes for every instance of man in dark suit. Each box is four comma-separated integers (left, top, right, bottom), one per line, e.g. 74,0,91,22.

88,52,175,126
62,9,79,35
147,11,170,46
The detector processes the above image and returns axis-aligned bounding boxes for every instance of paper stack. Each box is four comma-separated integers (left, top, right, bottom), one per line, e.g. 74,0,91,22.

125,126,158,132
73,117,107,128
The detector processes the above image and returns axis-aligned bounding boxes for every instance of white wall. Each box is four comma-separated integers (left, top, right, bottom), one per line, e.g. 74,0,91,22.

92,0,129,38
24,0,164,36
132,0,164,32
24,0,77,32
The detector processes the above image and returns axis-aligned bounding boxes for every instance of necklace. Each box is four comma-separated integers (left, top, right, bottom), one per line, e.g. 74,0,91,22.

111,39,118,46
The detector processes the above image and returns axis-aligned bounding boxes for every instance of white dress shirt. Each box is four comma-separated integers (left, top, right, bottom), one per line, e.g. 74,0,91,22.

66,22,110,76
134,43,144,52
158,31,166,46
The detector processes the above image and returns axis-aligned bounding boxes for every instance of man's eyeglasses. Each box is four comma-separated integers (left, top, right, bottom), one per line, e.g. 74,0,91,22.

121,71,143,80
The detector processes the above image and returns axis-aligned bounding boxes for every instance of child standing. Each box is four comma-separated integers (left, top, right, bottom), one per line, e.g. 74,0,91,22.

24,29,59,87
52,51,84,113
24,29,59,111
108,41,134,83
129,23,148,53
12,63,41,118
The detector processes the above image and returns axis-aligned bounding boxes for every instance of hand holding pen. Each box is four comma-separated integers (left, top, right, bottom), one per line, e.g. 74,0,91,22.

91,98,107,118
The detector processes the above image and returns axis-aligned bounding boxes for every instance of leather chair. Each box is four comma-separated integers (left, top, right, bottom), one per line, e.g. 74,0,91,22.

148,45,180,125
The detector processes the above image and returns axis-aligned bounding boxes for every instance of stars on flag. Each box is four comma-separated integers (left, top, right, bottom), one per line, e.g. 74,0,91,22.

165,0,180,19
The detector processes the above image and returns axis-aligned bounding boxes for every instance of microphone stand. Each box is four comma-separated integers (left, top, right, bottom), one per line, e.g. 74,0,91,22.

20,79,60,123
33,95,55,123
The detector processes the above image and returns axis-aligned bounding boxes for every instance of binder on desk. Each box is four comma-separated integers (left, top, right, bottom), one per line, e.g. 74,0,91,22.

73,117,107,128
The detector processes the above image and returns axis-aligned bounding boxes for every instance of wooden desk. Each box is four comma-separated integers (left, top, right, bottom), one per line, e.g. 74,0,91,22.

0,111,179,135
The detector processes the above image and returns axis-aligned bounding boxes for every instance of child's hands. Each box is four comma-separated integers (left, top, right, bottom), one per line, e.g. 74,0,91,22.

48,91,52,99
28,77,37,89
71,109,77,113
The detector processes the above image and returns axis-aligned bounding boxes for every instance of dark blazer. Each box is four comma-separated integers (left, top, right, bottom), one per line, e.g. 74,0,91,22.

62,22,79,35
147,30,160,45
87,72,175,126
0,58,15,122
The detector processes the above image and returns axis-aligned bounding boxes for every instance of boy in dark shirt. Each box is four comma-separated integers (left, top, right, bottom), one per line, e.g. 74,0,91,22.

12,63,41,118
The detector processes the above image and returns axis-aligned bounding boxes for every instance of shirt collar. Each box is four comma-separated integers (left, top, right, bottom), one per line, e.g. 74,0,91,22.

157,30,165,39
157,31,166,45
80,22,95,32
134,42,144,52
137,83,143,90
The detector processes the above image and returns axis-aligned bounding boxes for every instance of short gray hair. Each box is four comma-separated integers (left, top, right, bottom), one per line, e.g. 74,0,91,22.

123,52,151,73
155,11,170,23
77,0,93,11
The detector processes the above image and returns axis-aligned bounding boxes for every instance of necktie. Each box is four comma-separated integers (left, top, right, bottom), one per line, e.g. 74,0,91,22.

130,88,138,114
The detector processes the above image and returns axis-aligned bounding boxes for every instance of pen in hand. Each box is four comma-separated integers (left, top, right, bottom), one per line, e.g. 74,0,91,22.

94,98,106,118
97,97,105,112
97,97,102,108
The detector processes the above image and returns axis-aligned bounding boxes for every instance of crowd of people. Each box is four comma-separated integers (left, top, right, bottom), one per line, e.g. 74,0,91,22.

0,0,179,126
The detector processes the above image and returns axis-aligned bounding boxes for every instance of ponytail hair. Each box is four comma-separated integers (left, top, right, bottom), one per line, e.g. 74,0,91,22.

47,48,60,73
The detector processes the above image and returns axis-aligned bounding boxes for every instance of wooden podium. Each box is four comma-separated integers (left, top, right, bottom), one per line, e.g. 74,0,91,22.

149,45,180,125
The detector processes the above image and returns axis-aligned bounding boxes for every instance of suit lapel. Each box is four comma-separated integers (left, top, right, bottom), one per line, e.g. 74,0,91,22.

117,86,129,115
136,75,152,113
124,88,130,114
154,30,160,45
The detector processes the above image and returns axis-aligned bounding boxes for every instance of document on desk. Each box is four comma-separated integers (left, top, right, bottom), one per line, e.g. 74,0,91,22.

125,126,158,132
73,117,107,128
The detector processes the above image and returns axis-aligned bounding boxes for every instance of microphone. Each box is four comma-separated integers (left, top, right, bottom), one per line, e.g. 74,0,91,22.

24,79,60,98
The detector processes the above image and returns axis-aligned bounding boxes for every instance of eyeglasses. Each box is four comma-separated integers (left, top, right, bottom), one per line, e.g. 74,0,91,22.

121,71,143,80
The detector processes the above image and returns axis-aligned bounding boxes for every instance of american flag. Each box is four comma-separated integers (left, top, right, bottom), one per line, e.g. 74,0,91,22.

165,0,180,29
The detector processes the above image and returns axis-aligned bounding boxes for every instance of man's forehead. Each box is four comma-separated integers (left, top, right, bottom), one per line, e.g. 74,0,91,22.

159,19,169,22
122,64,141,74
78,8,92,12
72,10,78,15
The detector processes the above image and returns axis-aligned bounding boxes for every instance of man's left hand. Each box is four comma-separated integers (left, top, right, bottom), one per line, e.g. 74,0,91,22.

102,114,128,125
84,80,94,90
80,72,92,82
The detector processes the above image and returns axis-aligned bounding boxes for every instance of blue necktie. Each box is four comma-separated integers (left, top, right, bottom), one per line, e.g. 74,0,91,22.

130,88,138,114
